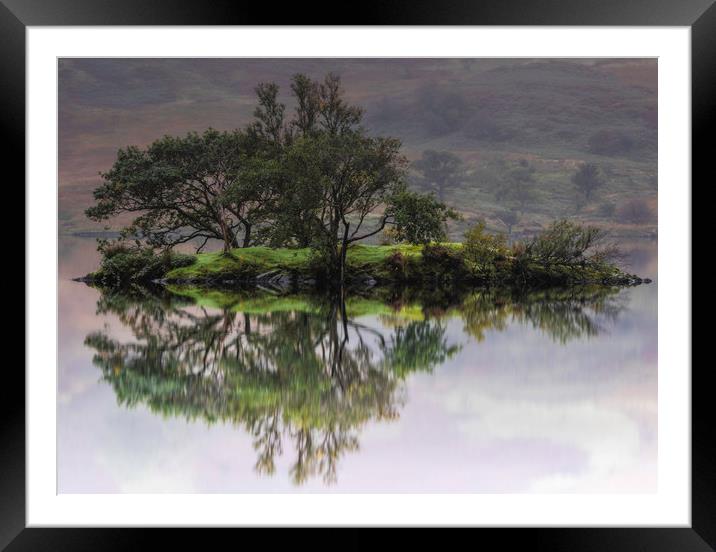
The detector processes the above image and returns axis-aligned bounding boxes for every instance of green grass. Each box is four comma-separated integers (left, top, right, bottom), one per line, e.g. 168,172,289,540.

166,246,313,279
166,243,459,281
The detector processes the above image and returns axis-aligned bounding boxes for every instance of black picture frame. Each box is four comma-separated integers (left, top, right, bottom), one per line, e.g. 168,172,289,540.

5,0,708,548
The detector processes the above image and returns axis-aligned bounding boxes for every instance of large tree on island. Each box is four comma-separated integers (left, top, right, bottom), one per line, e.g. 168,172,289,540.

267,73,409,284
85,128,274,253
284,128,407,285
86,71,453,289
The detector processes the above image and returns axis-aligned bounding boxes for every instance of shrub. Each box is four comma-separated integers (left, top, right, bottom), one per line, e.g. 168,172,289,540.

463,221,509,269
616,198,654,224
523,220,606,267
421,244,467,281
94,241,195,287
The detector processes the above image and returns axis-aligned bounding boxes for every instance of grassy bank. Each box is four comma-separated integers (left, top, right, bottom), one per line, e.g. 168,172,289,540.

83,217,653,290
166,243,642,287
164,244,429,281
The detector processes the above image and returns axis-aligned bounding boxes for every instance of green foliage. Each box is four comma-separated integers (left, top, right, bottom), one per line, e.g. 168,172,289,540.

86,72,407,281
463,221,509,272
94,241,195,287
522,219,609,267
386,190,460,245
256,74,408,282
86,128,269,253
421,243,468,282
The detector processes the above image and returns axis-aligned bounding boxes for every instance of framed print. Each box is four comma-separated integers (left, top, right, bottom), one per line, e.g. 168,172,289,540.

6,0,710,549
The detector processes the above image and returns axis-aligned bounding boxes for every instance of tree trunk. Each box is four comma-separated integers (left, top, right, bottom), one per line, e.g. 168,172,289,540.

219,217,233,253
339,222,350,292
242,223,252,248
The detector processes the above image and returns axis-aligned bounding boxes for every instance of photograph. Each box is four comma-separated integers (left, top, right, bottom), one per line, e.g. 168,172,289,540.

57,57,659,493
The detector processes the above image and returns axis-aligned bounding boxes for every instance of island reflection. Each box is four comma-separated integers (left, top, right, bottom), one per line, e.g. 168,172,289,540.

85,285,626,485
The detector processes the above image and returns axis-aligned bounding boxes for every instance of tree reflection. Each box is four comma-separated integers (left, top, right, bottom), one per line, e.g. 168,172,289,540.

86,289,458,485
85,284,624,485
458,286,624,344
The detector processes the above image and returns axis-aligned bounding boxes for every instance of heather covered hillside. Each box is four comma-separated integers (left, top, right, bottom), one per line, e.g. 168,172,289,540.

59,58,657,239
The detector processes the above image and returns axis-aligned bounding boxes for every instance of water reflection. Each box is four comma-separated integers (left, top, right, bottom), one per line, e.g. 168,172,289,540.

84,285,625,485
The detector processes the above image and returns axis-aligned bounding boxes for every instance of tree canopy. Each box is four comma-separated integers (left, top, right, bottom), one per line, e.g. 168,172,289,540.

572,162,605,203
412,150,465,202
386,189,460,245
87,72,443,286
86,129,271,252
495,159,539,213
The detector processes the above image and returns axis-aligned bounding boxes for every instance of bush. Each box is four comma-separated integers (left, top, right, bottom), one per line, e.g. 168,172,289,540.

463,221,509,270
94,241,195,287
522,220,606,267
383,251,408,280
616,198,654,224
421,244,467,281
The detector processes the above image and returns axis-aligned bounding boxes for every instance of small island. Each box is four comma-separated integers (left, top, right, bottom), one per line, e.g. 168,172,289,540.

77,73,647,294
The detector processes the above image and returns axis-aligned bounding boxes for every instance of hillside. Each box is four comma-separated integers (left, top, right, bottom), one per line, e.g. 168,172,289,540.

59,58,657,240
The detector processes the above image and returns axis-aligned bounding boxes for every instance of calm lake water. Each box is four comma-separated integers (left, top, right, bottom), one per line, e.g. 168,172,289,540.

58,236,657,493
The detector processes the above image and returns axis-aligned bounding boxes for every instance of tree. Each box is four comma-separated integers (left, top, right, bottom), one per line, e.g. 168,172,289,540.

289,73,321,137
386,189,460,245
412,150,465,202
463,221,509,269
495,159,538,213
85,128,272,253
523,219,611,266
572,163,605,203
265,73,407,285
616,198,653,224
495,209,520,236
283,130,406,285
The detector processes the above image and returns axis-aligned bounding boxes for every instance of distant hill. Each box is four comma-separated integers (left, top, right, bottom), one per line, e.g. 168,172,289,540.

59,58,657,240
